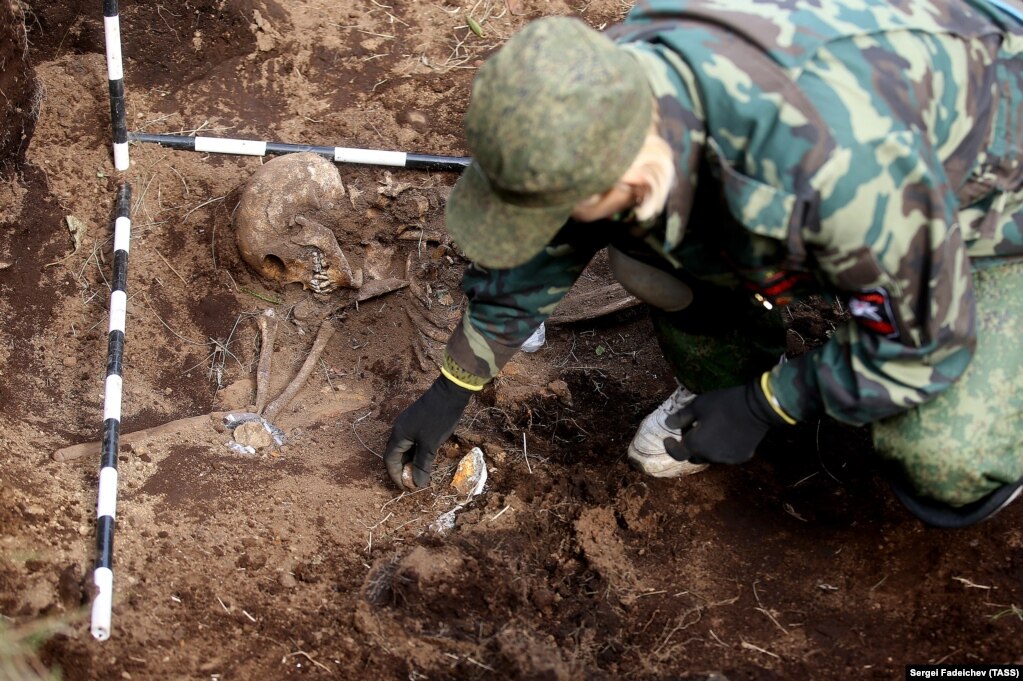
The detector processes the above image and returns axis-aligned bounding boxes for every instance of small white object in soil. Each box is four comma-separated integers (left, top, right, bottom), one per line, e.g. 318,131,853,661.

450,446,488,498
401,463,416,490
430,447,489,536
520,323,546,353
226,441,257,456
430,508,458,535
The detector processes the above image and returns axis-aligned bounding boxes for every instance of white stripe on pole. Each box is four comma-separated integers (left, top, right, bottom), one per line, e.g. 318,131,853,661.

103,375,122,421
91,567,114,640
97,468,119,519
102,17,123,80
195,136,268,156
109,290,127,333
113,145,130,173
114,217,131,253
334,147,407,166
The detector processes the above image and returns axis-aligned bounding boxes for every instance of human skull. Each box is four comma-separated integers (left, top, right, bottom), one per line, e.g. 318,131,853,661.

234,152,361,293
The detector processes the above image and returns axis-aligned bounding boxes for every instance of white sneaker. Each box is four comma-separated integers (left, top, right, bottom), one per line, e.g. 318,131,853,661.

627,385,709,478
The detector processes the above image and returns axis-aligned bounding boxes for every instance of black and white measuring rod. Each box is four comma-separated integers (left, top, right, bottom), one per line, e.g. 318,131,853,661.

103,0,129,170
91,183,132,641
129,132,471,172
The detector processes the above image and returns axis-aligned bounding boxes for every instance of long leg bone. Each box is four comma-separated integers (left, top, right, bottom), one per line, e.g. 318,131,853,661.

53,412,229,462
263,320,337,422
254,309,279,414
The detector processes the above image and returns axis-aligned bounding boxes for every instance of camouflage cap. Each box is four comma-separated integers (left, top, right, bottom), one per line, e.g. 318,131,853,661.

446,16,652,269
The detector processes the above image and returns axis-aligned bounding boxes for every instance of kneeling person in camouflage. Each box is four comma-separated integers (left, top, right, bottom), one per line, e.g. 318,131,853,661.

384,0,1023,528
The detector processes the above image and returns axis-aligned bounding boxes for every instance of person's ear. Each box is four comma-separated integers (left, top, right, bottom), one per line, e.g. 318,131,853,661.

620,166,650,205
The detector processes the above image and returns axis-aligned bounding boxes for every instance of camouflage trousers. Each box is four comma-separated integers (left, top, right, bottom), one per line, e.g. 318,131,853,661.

650,277,787,395
873,257,1023,506
652,258,1023,506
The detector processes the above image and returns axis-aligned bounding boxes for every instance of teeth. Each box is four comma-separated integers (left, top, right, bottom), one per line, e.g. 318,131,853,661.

309,273,336,294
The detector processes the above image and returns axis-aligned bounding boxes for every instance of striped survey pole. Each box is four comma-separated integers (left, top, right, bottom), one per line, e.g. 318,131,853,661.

91,182,132,641
103,0,129,170
129,132,471,172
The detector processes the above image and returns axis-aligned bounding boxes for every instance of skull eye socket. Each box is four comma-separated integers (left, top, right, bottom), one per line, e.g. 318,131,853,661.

261,254,287,278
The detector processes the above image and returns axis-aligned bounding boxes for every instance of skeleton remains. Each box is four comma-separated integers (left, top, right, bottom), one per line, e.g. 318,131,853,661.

234,152,362,294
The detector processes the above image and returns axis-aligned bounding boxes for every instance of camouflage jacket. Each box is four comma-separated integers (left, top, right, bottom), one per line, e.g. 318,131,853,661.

443,0,1023,426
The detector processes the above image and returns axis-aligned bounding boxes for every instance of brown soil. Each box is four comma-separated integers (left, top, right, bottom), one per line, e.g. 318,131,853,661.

0,0,38,172
1,1,1022,679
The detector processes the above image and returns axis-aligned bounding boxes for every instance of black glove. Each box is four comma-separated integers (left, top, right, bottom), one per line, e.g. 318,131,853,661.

384,375,474,489
663,376,792,465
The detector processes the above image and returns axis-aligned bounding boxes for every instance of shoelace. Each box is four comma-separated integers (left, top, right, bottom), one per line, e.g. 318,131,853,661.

657,387,695,416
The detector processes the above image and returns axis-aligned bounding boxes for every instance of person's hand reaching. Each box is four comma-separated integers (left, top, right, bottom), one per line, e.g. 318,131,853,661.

383,376,474,489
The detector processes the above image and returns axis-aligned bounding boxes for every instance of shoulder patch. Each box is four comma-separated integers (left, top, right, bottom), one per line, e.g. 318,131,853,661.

848,288,899,340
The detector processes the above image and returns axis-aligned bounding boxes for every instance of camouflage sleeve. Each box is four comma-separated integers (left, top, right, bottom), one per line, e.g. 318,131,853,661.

443,222,610,389
770,134,977,425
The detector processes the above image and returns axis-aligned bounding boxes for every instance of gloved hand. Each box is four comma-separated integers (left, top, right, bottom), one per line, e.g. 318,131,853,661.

384,375,474,489
663,374,793,465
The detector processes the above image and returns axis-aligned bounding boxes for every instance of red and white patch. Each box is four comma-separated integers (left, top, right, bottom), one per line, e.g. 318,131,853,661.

849,288,900,339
